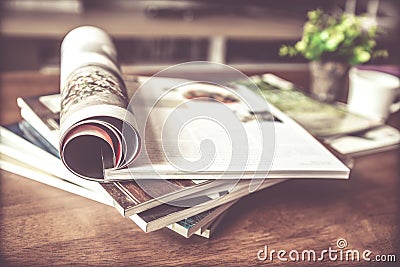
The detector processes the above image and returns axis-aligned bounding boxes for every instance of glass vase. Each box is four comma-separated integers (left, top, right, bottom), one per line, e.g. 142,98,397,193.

310,61,350,103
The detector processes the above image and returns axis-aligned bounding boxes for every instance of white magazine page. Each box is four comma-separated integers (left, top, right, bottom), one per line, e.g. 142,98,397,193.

105,78,349,180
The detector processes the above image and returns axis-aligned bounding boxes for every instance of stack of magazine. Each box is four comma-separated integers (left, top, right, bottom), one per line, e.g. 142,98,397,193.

0,26,353,239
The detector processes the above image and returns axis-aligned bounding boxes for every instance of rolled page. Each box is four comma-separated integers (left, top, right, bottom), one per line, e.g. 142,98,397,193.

59,26,140,181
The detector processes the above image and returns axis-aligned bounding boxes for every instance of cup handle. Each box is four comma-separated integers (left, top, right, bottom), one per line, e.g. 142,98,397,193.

389,88,400,114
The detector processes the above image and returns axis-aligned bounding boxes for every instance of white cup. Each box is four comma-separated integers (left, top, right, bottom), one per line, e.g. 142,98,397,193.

347,68,400,121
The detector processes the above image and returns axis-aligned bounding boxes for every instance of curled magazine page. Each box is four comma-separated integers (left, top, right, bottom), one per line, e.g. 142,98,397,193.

59,26,141,181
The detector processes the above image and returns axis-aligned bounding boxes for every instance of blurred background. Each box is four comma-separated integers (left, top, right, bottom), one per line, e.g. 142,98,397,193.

0,0,398,73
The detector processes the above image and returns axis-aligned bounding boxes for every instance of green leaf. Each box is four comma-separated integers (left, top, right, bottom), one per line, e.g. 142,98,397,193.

278,8,388,64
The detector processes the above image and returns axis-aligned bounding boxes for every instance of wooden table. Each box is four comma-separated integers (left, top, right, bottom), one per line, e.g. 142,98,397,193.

1,71,399,266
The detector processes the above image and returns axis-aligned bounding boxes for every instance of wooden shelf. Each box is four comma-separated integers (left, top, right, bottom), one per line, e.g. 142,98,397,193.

0,11,303,39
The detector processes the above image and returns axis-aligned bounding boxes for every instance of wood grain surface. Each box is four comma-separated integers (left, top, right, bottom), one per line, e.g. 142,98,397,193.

1,71,399,266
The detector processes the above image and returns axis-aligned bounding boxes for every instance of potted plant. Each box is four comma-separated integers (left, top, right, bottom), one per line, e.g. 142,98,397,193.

279,9,388,102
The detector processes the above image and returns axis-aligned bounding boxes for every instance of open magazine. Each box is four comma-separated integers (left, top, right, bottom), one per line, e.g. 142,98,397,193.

53,26,349,182
18,76,349,182
248,73,383,137
105,78,349,181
